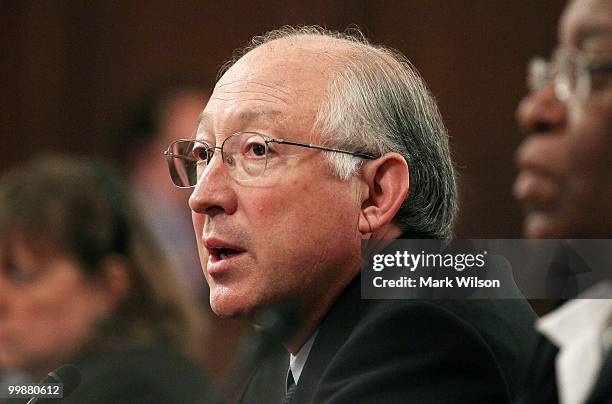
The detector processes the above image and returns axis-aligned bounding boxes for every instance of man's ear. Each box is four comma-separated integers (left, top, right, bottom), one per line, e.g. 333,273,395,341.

358,152,409,235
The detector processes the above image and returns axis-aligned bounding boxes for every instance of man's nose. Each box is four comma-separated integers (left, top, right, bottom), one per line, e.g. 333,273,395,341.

188,152,238,217
516,84,567,136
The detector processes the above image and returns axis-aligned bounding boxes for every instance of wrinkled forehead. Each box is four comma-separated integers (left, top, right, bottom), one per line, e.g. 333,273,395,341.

199,37,350,138
560,0,612,48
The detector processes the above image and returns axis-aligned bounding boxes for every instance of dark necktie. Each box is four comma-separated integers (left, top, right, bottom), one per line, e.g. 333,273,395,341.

283,369,297,404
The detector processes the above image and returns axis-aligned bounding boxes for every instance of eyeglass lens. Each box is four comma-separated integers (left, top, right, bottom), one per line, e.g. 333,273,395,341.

527,49,590,102
166,132,270,187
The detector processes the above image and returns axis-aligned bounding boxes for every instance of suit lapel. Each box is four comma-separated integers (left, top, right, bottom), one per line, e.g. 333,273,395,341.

293,274,365,403
238,341,289,403
585,352,612,404
521,334,559,404
523,334,612,404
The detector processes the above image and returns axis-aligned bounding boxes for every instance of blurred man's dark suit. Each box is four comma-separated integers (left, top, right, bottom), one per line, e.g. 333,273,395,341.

520,243,612,404
239,272,537,403
521,326,612,404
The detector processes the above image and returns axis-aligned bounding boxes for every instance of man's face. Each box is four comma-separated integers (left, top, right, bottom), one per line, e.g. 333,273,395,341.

514,0,612,238
189,38,365,318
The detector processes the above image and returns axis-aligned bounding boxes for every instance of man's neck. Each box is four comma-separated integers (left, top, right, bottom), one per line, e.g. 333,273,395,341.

284,270,359,355
284,224,403,354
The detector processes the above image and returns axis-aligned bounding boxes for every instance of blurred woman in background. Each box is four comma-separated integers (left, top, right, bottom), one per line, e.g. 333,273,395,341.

0,155,211,403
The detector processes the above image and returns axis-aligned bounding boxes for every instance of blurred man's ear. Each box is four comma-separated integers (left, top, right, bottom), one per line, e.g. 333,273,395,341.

358,152,409,235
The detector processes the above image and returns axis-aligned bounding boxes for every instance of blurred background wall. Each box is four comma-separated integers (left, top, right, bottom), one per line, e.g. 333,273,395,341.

1,0,565,238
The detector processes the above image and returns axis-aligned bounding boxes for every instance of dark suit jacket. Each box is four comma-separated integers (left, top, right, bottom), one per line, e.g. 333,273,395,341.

2,345,211,404
65,345,211,403
520,334,612,404
240,273,537,403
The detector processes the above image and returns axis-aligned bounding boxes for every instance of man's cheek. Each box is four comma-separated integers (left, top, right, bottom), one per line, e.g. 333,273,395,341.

249,193,278,215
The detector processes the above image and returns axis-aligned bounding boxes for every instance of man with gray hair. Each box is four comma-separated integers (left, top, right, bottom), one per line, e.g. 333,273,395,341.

165,26,536,403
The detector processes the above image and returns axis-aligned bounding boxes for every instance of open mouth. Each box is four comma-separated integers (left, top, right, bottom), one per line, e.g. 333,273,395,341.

203,237,246,268
208,247,243,261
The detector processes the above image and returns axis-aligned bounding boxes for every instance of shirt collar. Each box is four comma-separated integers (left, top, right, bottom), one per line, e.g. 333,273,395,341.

288,329,318,386
537,281,612,348
536,281,612,404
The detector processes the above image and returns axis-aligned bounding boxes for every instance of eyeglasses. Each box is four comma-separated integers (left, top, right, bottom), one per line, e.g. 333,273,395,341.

164,131,377,188
528,48,612,103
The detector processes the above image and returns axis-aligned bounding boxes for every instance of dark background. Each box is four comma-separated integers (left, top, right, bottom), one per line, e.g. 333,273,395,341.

1,0,565,238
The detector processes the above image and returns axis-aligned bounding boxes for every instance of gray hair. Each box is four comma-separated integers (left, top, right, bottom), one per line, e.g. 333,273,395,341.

225,26,457,239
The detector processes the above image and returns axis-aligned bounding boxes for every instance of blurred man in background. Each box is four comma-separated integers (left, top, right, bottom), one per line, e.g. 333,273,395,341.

514,0,612,240
125,79,210,300
515,0,612,402
123,80,248,381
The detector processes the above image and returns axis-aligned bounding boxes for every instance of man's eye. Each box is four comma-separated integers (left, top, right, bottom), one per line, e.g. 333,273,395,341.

192,147,210,161
245,142,267,157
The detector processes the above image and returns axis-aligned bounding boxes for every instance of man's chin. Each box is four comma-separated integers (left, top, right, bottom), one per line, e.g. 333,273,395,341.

524,212,570,239
209,293,255,319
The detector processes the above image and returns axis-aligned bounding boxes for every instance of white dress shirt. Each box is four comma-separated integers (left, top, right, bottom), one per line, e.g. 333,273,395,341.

537,282,612,404
287,330,318,389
